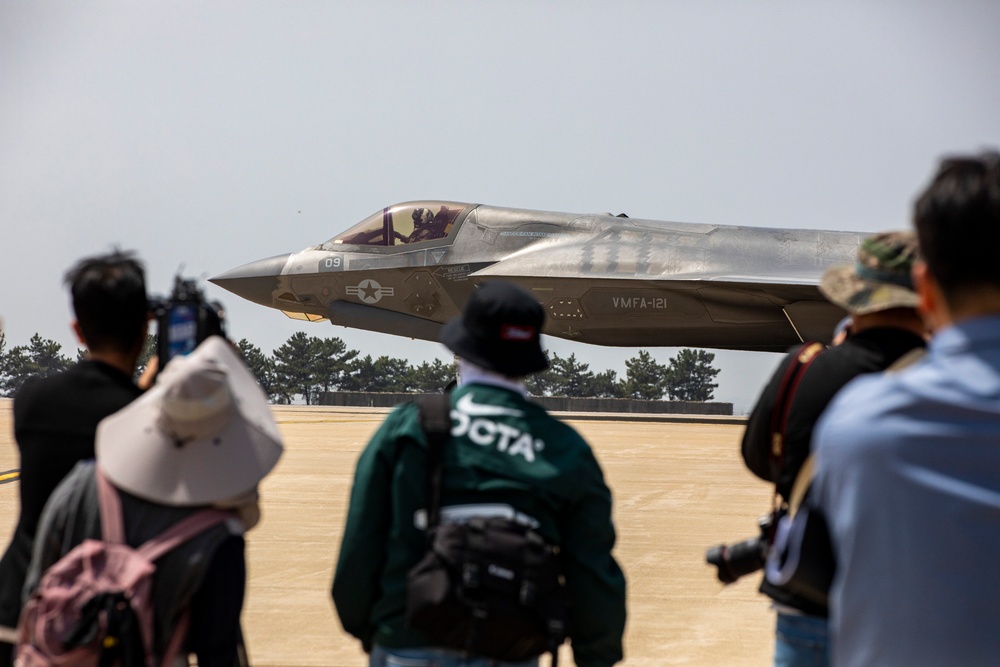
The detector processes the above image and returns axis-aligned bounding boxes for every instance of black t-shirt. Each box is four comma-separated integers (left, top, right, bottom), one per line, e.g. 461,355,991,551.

0,360,141,629
740,327,926,616
742,327,926,500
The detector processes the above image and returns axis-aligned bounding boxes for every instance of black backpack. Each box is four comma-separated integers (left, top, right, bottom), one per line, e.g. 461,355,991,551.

405,393,569,665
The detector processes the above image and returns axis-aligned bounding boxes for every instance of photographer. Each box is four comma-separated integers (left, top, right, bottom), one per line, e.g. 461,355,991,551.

0,250,148,663
21,336,281,666
737,232,926,666
810,151,1000,665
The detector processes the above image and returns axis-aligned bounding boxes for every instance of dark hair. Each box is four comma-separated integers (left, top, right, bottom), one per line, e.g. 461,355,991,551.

63,249,148,352
914,151,1000,300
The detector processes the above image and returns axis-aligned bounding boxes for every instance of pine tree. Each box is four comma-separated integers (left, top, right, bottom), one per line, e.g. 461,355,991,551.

237,338,280,401
591,369,626,398
313,337,359,394
0,332,8,396
343,354,413,392
549,353,596,397
624,350,668,400
523,351,557,396
0,334,71,397
665,349,720,401
410,358,457,392
273,331,320,404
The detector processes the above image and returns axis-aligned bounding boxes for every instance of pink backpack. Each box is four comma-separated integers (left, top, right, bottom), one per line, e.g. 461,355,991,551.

16,469,233,667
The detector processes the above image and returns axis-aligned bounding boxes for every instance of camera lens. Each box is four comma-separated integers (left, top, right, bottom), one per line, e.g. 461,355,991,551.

705,536,767,584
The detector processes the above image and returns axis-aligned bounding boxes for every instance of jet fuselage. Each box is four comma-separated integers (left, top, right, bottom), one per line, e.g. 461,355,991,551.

211,201,863,352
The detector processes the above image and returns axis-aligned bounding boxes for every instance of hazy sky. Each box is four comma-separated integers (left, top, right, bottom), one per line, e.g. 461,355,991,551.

2,2,998,412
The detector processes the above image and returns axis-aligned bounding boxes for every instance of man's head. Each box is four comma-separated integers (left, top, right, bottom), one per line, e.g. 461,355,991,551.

913,151,1000,314
819,231,920,316
64,249,148,354
439,281,549,378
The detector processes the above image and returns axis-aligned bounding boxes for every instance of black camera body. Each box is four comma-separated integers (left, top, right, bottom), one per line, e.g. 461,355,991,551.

705,513,775,585
150,275,227,371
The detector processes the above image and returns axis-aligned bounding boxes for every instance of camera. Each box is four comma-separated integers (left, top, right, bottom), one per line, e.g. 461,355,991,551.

150,275,227,371
705,514,775,585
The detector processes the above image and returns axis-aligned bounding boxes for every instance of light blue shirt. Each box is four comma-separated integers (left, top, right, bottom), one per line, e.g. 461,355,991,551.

811,315,1000,667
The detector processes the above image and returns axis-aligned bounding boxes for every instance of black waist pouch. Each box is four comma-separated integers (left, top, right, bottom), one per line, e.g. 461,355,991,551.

405,516,568,662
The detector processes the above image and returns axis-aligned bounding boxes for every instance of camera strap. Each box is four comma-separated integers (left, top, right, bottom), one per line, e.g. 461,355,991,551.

767,342,825,530
768,341,825,481
787,453,817,517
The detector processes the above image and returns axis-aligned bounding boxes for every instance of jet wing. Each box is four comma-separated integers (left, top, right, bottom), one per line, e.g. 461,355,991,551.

467,234,859,350
470,236,842,286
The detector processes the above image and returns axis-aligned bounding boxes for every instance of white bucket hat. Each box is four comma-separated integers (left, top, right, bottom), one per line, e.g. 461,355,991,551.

96,336,284,506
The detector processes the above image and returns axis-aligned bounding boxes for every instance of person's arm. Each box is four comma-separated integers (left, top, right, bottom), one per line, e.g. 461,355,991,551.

560,446,627,667
331,411,402,649
741,353,795,483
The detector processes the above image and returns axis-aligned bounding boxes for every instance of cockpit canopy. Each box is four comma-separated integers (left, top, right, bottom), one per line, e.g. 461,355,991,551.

326,201,472,248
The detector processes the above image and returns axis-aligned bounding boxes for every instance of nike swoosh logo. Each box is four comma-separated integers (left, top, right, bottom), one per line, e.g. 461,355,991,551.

455,393,524,418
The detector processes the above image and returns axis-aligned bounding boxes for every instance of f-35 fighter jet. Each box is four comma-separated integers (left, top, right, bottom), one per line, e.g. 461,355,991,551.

210,201,863,352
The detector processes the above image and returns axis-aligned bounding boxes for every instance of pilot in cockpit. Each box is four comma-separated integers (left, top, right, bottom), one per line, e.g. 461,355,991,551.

406,207,447,244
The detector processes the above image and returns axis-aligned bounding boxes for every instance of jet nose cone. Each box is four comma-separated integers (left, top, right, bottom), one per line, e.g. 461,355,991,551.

210,253,291,307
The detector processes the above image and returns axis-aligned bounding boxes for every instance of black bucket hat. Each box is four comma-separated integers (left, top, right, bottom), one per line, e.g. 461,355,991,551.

440,281,549,377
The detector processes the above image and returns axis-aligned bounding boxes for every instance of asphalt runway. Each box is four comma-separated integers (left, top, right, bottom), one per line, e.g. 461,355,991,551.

0,399,776,666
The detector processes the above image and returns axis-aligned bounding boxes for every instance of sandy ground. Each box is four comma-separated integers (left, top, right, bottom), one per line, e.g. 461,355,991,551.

0,399,776,666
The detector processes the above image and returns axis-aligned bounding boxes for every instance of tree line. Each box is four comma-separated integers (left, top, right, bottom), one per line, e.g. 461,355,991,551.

0,331,720,404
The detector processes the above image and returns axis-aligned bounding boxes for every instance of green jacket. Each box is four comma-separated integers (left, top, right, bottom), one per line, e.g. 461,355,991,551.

332,382,627,667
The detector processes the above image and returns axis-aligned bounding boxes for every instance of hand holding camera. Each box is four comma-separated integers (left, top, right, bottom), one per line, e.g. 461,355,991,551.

149,275,228,373
704,513,776,585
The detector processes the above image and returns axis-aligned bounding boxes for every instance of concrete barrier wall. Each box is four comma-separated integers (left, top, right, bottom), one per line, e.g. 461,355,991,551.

531,395,732,415
318,391,733,415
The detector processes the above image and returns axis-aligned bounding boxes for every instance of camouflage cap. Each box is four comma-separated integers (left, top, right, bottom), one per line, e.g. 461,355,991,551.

818,231,920,315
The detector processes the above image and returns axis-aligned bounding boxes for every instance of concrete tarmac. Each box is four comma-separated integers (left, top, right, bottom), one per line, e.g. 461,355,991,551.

0,399,776,666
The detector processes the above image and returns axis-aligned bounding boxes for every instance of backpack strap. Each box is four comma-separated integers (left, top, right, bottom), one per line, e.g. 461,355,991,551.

136,510,235,563
160,612,191,667
145,512,236,667
96,467,127,544
417,391,452,532
96,467,235,560
95,467,238,667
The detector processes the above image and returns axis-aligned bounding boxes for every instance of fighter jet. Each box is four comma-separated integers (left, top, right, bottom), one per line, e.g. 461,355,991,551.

210,201,864,353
